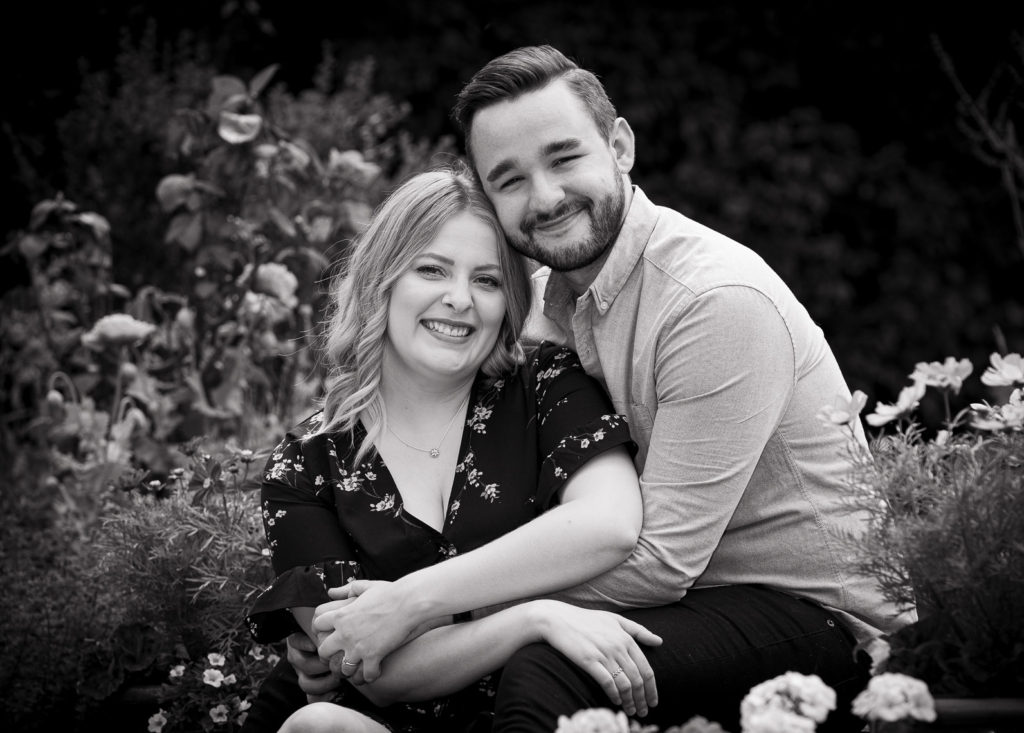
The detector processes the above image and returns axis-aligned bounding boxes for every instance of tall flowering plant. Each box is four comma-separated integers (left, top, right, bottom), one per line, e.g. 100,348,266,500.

820,352,1024,697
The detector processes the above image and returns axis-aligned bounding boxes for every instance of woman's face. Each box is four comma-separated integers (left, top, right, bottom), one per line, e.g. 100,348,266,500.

384,211,508,386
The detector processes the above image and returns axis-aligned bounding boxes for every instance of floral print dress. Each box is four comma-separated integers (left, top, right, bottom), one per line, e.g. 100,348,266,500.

246,343,633,732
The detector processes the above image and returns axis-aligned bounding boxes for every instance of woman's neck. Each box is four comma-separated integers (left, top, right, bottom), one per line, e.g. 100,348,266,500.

379,364,475,431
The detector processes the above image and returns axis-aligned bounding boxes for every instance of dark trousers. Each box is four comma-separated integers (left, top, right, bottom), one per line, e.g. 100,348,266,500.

240,652,307,733
493,585,871,733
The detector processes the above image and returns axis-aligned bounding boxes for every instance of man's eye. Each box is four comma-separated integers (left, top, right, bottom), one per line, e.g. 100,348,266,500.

553,155,580,167
498,176,522,191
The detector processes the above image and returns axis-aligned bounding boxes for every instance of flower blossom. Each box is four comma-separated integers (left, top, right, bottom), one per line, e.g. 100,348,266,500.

168,664,185,680
911,357,973,393
970,388,1024,431
254,262,299,309
218,111,262,144
207,652,226,667
740,671,837,731
818,390,868,429
328,148,382,186
865,380,927,427
851,673,936,723
81,313,157,350
147,709,168,733
674,715,729,733
554,707,631,733
741,708,816,733
209,704,231,724
980,352,1024,387
203,668,226,687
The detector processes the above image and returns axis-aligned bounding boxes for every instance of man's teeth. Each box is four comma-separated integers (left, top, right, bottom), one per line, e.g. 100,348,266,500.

424,321,471,337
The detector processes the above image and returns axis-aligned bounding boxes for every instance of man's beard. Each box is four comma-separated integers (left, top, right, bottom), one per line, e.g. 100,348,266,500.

508,175,626,272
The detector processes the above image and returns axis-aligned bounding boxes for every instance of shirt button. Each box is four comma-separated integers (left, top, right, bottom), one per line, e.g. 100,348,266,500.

600,300,608,309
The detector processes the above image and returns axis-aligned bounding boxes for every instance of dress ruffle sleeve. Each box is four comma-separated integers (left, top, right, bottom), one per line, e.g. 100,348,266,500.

246,559,362,643
530,343,636,508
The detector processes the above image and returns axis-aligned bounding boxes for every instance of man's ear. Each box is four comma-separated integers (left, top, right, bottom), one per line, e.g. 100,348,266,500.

610,117,635,174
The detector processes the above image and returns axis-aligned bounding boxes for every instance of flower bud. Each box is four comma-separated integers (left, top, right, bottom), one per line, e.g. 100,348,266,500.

46,389,64,407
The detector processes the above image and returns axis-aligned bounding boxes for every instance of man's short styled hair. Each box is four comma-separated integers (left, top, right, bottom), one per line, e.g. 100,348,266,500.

452,45,618,166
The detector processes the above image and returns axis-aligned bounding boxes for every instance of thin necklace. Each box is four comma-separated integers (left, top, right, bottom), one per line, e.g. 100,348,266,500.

387,396,469,458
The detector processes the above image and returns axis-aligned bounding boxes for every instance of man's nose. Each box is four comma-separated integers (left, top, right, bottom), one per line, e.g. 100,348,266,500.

528,173,565,214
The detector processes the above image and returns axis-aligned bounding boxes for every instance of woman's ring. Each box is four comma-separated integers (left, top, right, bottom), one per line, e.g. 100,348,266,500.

342,659,359,668
611,666,624,679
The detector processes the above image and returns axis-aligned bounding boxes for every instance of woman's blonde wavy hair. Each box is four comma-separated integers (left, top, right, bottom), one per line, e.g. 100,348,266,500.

311,163,531,463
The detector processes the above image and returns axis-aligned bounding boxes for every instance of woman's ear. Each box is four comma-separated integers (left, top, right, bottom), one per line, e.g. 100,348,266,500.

610,117,635,174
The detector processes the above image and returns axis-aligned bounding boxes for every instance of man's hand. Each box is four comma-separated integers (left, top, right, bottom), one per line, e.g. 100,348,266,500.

286,632,342,702
312,580,424,683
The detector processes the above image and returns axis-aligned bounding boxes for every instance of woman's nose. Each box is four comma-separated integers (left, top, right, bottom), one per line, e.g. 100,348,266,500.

441,278,472,311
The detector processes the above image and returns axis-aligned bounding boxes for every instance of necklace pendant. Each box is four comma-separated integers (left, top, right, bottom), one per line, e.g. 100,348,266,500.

429,448,440,458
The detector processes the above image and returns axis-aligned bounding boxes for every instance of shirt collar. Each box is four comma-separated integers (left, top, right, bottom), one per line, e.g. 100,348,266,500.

543,186,658,318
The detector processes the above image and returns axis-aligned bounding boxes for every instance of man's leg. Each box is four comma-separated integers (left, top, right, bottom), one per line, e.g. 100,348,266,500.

493,585,870,733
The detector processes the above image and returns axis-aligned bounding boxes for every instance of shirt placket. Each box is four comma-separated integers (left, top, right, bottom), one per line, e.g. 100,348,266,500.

571,293,605,385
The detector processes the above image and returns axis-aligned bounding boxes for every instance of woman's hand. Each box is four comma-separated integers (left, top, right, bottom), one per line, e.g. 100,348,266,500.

312,583,421,683
528,600,662,718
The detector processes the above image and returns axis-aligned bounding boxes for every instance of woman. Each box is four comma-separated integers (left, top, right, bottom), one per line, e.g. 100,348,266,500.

245,164,658,732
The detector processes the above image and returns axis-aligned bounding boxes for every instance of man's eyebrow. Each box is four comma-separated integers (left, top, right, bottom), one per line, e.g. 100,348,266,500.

484,138,584,184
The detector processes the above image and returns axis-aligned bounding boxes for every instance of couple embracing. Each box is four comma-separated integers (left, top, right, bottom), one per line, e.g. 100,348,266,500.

242,45,910,733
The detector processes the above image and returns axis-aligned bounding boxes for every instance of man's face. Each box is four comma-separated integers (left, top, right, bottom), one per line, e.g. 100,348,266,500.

470,79,634,272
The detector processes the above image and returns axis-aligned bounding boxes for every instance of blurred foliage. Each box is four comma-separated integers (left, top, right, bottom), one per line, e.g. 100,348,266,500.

0,29,450,730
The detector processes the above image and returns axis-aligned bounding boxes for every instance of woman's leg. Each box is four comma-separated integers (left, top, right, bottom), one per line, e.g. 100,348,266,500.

278,702,391,733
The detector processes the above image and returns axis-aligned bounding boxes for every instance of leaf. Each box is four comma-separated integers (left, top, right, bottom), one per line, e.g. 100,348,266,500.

73,211,112,240
29,195,76,230
156,174,196,213
218,111,263,144
248,63,280,99
17,233,48,259
263,206,294,238
206,75,248,118
165,211,204,250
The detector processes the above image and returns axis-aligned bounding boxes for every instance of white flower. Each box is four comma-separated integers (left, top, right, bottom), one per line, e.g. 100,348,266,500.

980,352,1024,387
81,313,157,350
209,703,231,724
866,379,927,427
741,708,816,733
851,673,936,723
267,653,281,666
554,707,631,733
740,671,836,731
147,709,168,733
218,111,262,144
249,646,266,660
254,262,299,309
207,652,226,667
203,668,226,687
236,699,252,712
223,673,237,685
676,715,729,733
168,664,186,680
818,390,868,428
327,148,382,186
910,357,973,393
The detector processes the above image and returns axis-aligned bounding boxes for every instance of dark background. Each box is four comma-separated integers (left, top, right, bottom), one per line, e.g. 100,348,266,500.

4,0,1023,412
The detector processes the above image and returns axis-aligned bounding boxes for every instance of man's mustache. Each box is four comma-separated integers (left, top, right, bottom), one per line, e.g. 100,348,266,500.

521,199,588,234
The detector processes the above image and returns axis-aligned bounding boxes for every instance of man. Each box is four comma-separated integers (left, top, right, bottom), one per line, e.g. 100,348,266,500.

250,45,909,733
442,44,910,732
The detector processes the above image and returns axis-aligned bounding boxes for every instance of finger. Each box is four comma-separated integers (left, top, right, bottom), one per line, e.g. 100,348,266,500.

349,667,367,686
360,654,381,683
326,585,352,599
585,660,623,708
625,641,658,716
288,646,330,675
620,619,663,647
317,632,347,661
297,670,340,696
608,660,638,717
287,631,318,653
330,654,362,679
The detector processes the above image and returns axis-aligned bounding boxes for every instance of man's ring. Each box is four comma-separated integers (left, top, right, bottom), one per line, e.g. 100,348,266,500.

611,666,624,679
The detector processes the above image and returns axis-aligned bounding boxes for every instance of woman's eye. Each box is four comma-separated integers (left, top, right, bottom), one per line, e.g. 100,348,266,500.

476,275,501,288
